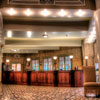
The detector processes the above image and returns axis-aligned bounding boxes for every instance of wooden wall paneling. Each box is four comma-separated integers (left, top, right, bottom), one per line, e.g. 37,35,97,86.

41,72,46,86
74,71,83,87
58,71,71,87
9,71,14,84
46,71,54,86
14,72,22,84
37,72,41,84
2,71,84,87
22,72,27,84
2,72,6,83
4,47,83,71
31,71,38,85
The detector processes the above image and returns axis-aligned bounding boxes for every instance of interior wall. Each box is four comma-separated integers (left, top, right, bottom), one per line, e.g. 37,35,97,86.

3,47,83,71
82,41,98,67
93,41,98,63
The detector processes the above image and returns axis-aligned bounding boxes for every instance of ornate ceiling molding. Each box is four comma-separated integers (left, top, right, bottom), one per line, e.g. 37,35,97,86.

8,0,85,6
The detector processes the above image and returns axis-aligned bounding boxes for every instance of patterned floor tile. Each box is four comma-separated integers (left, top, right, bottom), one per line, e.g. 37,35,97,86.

0,84,100,100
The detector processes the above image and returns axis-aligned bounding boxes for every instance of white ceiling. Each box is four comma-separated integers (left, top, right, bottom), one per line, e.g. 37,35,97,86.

0,8,95,53
2,8,93,18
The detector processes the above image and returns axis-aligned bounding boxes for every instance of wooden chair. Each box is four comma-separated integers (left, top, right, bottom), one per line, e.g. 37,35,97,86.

83,66,100,97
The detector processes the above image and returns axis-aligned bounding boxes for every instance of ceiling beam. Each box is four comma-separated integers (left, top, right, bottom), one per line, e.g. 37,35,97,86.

3,45,60,50
5,38,82,47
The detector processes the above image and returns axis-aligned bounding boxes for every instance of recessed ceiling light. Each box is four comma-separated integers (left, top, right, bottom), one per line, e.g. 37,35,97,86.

11,49,19,52
41,9,51,16
75,9,85,17
66,34,69,37
58,9,67,17
24,9,32,16
8,8,16,15
7,31,12,37
67,15,72,18
43,32,48,38
27,31,32,38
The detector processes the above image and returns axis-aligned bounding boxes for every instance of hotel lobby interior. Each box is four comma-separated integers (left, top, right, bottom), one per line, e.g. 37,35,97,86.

0,0,100,100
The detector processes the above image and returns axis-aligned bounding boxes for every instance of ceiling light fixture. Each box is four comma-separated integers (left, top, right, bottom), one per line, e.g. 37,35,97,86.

11,49,19,52
58,9,67,17
43,32,48,38
41,9,51,16
8,8,16,15
76,9,85,17
67,15,72,18
7,31,12,38
25,9,32,16
27,31,32,38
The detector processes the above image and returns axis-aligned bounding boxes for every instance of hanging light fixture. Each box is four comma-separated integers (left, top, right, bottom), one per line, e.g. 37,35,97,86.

42,32,48,38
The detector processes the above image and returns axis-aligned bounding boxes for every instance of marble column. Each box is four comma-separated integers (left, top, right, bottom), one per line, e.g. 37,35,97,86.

94,9,100,81
82,42,95,66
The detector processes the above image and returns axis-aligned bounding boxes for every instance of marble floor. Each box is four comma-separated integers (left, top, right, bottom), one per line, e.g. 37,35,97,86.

0,84,100,100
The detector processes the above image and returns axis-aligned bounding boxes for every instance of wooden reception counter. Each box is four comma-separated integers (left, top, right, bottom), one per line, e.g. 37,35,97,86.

2,70,83,87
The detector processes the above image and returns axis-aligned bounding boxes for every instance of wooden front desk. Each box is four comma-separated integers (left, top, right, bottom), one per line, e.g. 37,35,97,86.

2,70,83,87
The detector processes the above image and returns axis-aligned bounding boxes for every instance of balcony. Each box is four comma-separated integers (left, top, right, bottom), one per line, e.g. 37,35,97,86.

8,0,85,6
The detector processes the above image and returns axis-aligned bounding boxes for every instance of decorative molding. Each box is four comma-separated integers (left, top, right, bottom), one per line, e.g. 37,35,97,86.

14,54,20,58
8,0,85,6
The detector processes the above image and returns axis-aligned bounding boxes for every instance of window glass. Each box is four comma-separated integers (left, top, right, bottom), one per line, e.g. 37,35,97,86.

44,58,53,71
32,60,39,71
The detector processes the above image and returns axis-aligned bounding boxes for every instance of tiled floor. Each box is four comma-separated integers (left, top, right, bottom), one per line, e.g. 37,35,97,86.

0,84,100,100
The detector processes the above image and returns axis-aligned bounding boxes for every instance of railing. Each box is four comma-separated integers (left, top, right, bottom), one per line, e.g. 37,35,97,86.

8,0,85,6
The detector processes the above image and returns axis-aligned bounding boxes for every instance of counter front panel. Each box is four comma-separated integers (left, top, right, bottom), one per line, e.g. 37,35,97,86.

2,70,83,87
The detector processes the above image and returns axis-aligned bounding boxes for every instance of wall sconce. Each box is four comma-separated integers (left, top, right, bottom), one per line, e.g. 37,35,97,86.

85,56,88,66
6,59,10,63
85,56,88,60
53,56,57,60
97,54,99,62
69,55,74,59
27,58,31,62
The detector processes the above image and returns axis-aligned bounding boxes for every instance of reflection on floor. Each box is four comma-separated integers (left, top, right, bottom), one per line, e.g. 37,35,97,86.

0,84,100,100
